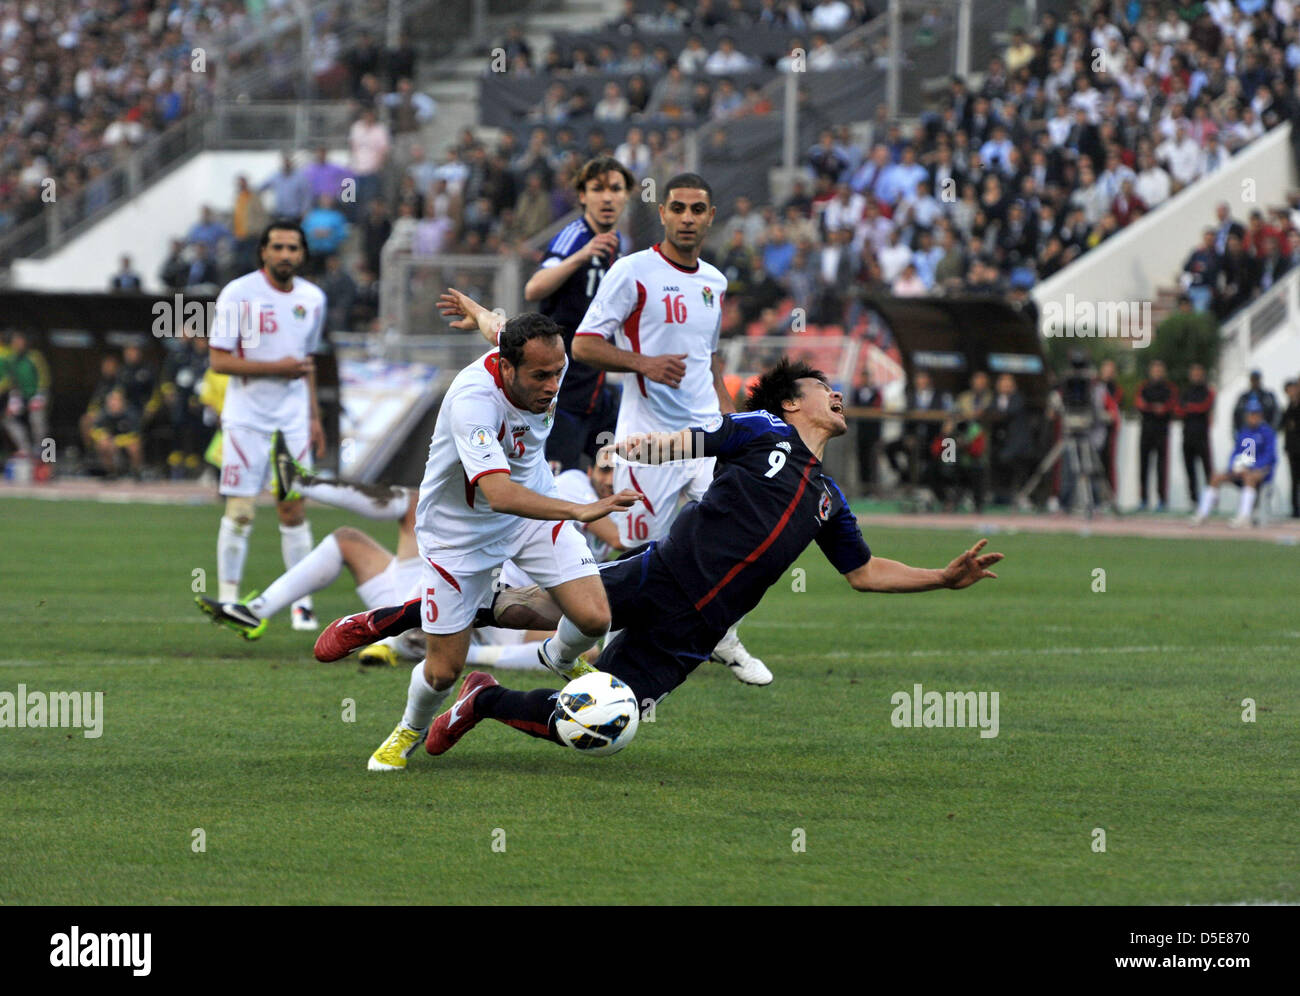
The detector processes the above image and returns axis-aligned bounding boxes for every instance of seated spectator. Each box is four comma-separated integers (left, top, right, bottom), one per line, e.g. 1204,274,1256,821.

594,81,630,121
261,154,313,221
0,331,50,461
186,206,233,256
91,387,145,479
614,127,652,178
183,243,221,292
110,255,142,293
158,334,211,479
677,36,710,74
80,353,122,458
892,261,928,296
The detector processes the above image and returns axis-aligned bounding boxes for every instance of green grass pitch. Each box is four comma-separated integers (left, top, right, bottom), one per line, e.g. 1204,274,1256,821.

1,497,1296,904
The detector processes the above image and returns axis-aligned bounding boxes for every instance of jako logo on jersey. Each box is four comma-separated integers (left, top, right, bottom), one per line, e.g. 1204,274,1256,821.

702,286,714,308
818,491,832,521
293,304,307,320
663,285,679,292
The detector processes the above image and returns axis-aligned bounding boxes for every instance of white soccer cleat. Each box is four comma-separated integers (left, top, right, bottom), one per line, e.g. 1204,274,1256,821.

1189,512,1207,527
291,605,318,631
711,635,773,686
537,636,596,680
1228,514,1251,529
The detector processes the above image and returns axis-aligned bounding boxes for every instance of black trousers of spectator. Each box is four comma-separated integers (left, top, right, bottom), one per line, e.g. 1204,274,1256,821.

1182,431,1212,503
929,461,987,511
1139,426,1169,506
856,419,881,491
1289,449,1300,517
1102,426,1119,493
884,433,925,484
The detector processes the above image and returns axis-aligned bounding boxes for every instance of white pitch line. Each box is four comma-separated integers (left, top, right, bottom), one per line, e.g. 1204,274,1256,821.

823,643,1300,661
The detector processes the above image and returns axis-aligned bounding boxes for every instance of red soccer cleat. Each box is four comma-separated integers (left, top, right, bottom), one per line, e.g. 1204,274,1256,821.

426,671,499,755
313,609,382,662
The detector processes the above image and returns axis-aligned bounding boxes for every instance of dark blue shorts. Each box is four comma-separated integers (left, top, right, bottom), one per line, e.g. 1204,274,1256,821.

596,546,727,712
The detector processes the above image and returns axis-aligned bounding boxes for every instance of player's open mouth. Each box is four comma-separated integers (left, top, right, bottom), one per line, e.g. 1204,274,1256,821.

830,402,843,414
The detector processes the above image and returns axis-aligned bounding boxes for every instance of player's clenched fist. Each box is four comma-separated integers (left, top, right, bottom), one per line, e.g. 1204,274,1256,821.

574,488,643,523
584,231,620,264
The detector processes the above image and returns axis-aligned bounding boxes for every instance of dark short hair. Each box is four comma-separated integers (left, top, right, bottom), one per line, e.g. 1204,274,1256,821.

259,219,310,260
574,156,633,193
663,171,713,204
499,312,563,367
745,357,827,421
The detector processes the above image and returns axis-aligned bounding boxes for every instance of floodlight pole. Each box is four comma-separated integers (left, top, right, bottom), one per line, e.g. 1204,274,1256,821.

782,67,797,170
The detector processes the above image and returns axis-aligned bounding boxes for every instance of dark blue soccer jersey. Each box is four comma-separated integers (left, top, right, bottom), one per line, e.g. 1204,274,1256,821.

650,411,872,629
537,217,623,414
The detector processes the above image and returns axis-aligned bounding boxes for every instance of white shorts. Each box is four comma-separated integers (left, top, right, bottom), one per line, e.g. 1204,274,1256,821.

219,422,312,498
356,556,422,610
418,517,598,635
614,456,716,545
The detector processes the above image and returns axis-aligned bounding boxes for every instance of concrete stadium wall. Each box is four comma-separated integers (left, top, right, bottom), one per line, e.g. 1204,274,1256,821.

10,150,345,295
1032,123,1299,320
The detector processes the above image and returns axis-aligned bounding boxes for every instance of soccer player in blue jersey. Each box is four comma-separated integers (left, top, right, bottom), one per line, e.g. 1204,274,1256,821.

1191,397,1279,528
410,359,1005,757
524,156,634,472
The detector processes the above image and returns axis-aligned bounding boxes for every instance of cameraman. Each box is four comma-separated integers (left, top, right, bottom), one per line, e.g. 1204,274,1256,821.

1057,352,1111,512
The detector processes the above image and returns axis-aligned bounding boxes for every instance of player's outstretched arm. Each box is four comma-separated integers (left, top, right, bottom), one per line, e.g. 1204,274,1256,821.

208,350,314,379
477,471,642,523
437,287,505,346
615,429,695,464
847,539,1003,593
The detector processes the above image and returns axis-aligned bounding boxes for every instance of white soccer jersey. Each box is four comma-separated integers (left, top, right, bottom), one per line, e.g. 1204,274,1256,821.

574,244,725,434
208,268,326,429
416,349,563,556
553,468,613,561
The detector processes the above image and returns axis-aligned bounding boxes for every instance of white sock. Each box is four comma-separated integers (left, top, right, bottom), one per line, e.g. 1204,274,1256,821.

401,661,450,730
1196,486,1218,518
300,480,409,520
217,516,252,601
249,534,341,618
551,614,605,664
466,641,546,670
1238,486,1257,519
280,520,315,613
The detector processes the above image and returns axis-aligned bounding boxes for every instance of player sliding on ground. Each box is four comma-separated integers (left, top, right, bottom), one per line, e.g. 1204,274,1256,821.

322,358,1004,764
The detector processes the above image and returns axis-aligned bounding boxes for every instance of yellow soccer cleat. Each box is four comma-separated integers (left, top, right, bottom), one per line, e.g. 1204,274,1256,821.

368,722,429,772
358,642,399,667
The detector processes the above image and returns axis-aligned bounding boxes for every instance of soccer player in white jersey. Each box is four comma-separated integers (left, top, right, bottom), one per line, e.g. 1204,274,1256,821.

364,305,642,771
571,172,773,685
207,220,327,631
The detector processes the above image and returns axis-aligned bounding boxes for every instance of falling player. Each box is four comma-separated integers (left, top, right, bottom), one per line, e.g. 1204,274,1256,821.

322,359,1004,761
570,171,772,685
360,305,642,771
207,219,327,631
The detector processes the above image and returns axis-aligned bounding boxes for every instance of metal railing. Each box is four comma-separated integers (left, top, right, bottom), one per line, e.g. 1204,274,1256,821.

1220,265,1300,373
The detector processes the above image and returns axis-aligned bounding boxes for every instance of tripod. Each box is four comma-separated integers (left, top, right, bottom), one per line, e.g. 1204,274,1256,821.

1018,413,1115,517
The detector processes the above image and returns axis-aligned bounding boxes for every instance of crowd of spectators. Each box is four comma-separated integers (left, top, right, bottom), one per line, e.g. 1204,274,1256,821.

0,0,410,259
1181,194,1300,318
705,0,1300,333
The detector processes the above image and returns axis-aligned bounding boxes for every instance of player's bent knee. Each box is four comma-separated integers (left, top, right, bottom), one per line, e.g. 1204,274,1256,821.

225,496,256,526
423,656,461,691
570,607,611,637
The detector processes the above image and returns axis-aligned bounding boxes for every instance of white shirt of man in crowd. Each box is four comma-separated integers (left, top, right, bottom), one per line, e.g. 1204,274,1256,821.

810,0,852,31
877,231,914,282
349,112,391,176
1135,156,1172,207
1157,125,1203,187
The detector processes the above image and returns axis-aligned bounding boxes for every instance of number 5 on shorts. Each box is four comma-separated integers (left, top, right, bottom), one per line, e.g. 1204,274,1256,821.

424,586,438,624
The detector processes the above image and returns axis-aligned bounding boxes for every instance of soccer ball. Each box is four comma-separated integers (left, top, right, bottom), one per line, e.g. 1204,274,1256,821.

553,671,640,756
